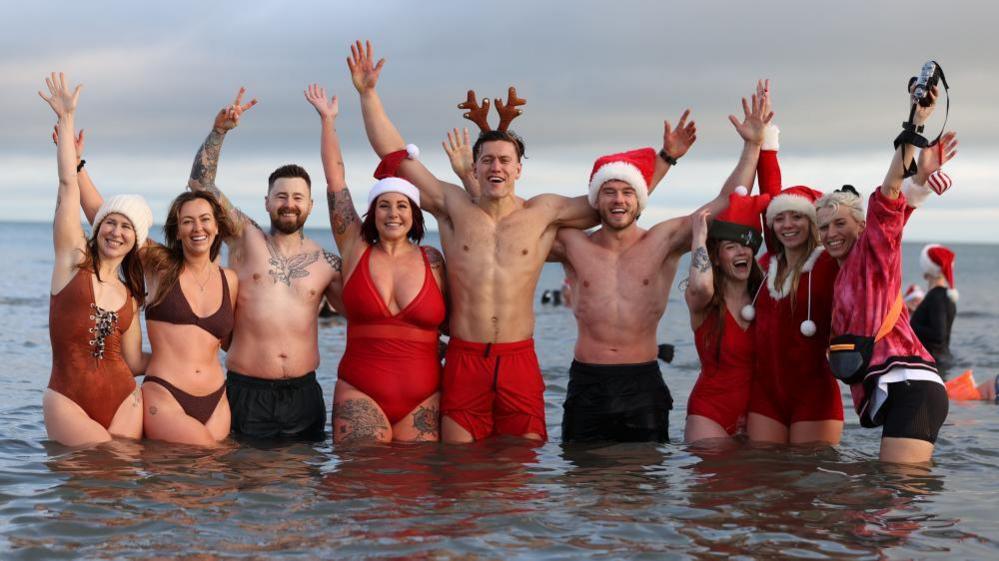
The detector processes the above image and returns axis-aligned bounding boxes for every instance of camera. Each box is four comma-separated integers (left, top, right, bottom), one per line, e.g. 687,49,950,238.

910,61,941,107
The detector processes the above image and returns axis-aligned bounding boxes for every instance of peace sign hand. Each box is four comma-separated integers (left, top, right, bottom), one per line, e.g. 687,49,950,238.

212,87,258,133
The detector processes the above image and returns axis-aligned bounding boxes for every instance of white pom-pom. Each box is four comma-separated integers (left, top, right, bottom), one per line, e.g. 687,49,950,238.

740,304,756,322
735,185,748,196
405,144,420,160
800,319,817,337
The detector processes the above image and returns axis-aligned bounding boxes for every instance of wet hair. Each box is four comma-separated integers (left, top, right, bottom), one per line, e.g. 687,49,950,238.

472,130,526,162
360,194,425,245
815,189,865,225
268,164,311,193
78,220,146,308
702,237,764,362
144,191,236,307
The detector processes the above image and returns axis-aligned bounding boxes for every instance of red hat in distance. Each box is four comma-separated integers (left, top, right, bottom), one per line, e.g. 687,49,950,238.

765,185,824,227
921,244,958,301
709,186,771,252
588,147,656,211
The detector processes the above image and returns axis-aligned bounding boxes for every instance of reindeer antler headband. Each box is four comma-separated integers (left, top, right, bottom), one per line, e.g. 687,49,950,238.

457,86,526,132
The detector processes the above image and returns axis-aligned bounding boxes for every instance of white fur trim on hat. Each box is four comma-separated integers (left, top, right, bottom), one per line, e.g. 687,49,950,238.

588,162,649,211
367,177,421,208
902,176,932,209
93,194,153,248
765,193,817,227
762,124,780,151
919,244,942,277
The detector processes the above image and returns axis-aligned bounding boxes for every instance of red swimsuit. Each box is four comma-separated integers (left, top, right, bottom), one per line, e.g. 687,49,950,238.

338,246,446,423
688,308,754,435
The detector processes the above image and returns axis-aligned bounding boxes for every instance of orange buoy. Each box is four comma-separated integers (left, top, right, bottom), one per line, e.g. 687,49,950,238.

946,370,982,401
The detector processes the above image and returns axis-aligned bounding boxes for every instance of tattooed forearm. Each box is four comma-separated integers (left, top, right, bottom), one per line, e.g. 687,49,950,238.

691,246,711,273
188,129,225,192
328,189,360,237
333,399,389,444
323,249,342,272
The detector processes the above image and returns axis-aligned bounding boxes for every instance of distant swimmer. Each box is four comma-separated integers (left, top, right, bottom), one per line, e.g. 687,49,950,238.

911,244,958,369
307,83,446,444
685,187,770,444
41,72,150,446
187,88,343,441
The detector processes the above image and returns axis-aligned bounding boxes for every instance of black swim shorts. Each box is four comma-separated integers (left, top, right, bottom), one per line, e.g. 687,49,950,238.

561,360,673,443
227,370,327,441
871,380,949,444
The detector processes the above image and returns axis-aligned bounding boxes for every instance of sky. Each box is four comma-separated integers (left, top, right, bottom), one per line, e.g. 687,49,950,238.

2,1,997,243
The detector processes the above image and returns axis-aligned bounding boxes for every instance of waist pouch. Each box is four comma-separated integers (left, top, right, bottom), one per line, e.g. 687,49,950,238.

828,335,876,385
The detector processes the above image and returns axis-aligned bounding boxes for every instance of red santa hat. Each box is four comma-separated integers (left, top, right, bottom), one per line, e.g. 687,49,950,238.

765,185,824,227
588,147,656,211
367,177,421,208
708,186,771,252
920,244,958,301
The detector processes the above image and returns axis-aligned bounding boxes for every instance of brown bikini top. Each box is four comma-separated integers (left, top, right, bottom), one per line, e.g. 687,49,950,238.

145,267,233,340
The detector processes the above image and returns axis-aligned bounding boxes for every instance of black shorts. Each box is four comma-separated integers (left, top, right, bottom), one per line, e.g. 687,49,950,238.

226,370,327,441
561,360,673,443
868,380,949,444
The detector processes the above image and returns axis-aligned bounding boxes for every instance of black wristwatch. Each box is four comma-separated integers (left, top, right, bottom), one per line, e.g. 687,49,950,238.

658,149,678,166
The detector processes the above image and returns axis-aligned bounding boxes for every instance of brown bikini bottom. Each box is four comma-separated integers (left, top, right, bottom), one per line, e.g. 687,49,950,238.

143,376,225,425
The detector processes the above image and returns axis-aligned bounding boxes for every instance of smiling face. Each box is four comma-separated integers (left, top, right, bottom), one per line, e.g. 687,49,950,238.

595,179,640,230
372,192,414,242
177,198,217,257
473,140,522,200
772,210,813,251
715,240,755,281
817,204,865,261
266,177,312,234
95,213,136,260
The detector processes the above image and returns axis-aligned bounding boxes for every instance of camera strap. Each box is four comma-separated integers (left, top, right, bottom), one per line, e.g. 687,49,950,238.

896,61,950,177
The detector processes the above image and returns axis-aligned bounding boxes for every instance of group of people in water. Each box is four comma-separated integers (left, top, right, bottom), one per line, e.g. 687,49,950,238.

41,40,964,464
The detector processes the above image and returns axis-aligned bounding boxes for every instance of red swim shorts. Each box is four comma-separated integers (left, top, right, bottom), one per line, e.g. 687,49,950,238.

441,338,548,441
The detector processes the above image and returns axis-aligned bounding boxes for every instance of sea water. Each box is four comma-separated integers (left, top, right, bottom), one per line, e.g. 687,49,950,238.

1,221,997,560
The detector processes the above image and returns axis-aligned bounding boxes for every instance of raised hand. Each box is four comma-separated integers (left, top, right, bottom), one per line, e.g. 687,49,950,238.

915,131,958,184
52,124,85,162
912,84,939,126
347,40,385,95
663,109,696,160
458,90,491,132
38,72,82,118
495,87,526,131
212,87,258,133
304,84,339,121
728,85,774,145
443,127,474,177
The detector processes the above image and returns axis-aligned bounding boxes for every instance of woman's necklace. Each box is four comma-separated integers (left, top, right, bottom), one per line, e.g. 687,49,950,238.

187,261,213,292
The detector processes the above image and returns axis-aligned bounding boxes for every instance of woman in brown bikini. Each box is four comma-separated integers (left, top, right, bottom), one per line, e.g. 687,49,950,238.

41,73,152,446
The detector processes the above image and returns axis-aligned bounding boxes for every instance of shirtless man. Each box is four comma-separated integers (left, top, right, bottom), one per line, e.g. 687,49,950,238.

348,40,691,442
552,85,773,442
187,88,343,441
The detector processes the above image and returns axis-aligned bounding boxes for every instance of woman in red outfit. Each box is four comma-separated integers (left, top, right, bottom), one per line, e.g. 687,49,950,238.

685,188,769,443
307,85,447,444
748,104,844,445
41,73,151,446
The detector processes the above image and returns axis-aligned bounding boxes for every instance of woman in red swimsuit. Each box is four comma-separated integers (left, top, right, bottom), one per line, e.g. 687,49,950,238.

41,73,152,446
685,189,769,444
307,84,447,444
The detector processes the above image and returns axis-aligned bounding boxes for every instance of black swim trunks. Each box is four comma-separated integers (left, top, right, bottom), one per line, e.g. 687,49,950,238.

227,370,327,441
561,360,673,443
866,380,949,443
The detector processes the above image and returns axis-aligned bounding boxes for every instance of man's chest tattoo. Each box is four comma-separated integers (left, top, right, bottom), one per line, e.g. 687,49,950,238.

265,239,319,286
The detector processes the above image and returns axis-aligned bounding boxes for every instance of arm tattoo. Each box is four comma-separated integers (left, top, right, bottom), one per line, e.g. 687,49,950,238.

323,249,342,272
328,189,360,236
424,247,445,270
332,399,389,444
411,404,439,439
691,246,711,273
265,238,319,286
188,129,224,192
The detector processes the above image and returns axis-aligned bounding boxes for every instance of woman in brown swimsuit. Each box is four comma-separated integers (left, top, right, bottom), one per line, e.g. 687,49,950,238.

41,73,152,446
